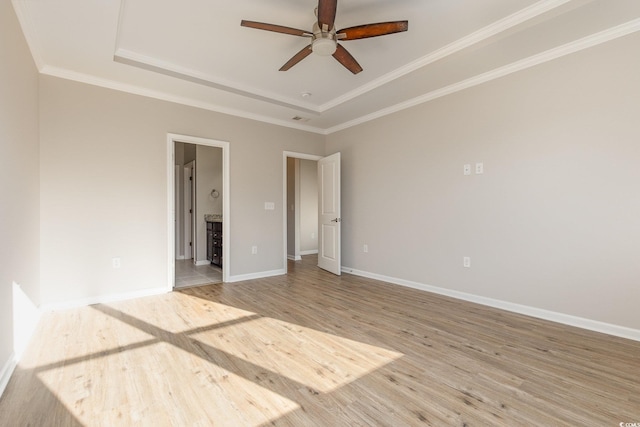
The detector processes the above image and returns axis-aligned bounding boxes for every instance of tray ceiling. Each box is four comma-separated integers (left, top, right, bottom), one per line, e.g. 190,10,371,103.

12,0,640,134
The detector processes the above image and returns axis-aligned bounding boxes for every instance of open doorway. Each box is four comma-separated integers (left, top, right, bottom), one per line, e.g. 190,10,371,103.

167,134,230,290
283,152,323,272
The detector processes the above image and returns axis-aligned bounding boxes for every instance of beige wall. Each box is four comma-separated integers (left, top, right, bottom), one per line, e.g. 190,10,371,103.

39,76,324,305
0,2,40,376
2,4,639,383
326,32,640,330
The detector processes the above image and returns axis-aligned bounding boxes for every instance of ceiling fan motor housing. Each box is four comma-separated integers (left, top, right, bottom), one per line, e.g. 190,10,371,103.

311,22,337,56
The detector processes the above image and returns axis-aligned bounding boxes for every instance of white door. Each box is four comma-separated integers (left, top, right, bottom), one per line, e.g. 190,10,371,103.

318,152,341,275
184,162,195,260
175,165,182,258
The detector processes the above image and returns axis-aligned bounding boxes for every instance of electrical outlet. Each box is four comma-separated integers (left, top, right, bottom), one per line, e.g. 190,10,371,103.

264,202,275,210
112,257,121,269
463,257,471,268
251,246,258,255
363,244,368,253
463,164,471,176
475,163,484,174
311,232,315,239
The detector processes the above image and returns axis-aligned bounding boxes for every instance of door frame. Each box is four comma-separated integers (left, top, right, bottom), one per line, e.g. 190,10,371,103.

167,134,230,290
282,151,323,273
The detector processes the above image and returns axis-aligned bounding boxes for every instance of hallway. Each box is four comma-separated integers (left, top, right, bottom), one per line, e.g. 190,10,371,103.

175,259,221,288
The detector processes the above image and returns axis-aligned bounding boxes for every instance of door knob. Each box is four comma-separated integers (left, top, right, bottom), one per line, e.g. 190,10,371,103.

330,218,341,223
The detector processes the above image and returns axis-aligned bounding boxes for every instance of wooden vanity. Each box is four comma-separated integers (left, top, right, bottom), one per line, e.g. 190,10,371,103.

206,220,222,267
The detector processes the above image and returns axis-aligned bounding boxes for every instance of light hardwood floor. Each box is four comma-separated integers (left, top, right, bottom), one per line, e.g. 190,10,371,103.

1,255,639,426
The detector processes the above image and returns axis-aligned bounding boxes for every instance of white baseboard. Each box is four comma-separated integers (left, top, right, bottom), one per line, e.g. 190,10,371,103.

300,250,318,255
287,255,302,261
0,353,17,399
342,266,640,343
194,260,210,266
40,286,169,312
227,269,286,283
175,255,185,260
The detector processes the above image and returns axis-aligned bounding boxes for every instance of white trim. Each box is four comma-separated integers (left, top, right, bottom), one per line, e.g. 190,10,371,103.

114,49,319,116
31,17,640,136
167,134,230,289
282,152,323,274
287,255,302,261
300,250,318,256
175,255,185,260
0,353,17,399
227,269,286,283
40,286,168,312
319,0,571,112
167,136,175,291
327,18,640,134
40,66,324,134
342,266,640,343
113,1,571,115
11,1,45,70
194,260,210,267
20,4,639,136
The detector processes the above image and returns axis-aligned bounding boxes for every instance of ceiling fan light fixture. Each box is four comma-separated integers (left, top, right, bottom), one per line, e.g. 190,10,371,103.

241,0,408,73
312,37,337,56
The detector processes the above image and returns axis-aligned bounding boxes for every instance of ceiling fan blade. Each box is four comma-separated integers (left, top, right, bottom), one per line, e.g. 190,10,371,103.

332,44,363,74
338,21,408,40
279,45,313,71
317,0,337,31
241,20,312,37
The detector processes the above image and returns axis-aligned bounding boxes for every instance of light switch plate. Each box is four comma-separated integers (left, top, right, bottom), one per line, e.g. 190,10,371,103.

264,202,275,210
463,164,471,176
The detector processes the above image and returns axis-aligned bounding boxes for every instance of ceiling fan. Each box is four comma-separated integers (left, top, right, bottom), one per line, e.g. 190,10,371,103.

241,0,408,74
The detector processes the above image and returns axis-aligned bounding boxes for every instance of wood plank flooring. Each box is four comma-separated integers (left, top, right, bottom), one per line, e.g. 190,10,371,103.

1,255,639,426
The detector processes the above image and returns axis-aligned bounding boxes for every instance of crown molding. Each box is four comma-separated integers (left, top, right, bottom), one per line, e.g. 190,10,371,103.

11,0,45,71
318,0,572,112
40,65,326,134
113,1,573,116
114,49,320,116
326,18,640,134
15,0,640,136
113,1,572,116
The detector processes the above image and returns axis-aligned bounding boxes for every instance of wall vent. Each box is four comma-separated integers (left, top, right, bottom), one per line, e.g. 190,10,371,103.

292,116,310,122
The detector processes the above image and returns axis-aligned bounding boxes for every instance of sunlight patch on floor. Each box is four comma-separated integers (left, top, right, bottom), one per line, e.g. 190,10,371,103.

18,294,403,426
192,314,404,394
35,341,300,426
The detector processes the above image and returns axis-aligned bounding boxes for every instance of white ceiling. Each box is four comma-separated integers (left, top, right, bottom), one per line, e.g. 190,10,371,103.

12,0,640,134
